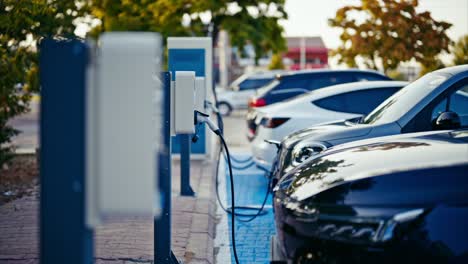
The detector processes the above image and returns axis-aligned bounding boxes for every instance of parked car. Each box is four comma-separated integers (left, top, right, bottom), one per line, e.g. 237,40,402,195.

216,70,285,115
249,81,407,171
271,65,468,182
247,69,391,109
272,128,468,264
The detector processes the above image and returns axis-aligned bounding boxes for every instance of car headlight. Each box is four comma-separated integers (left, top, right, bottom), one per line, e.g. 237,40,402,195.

291,142,328,167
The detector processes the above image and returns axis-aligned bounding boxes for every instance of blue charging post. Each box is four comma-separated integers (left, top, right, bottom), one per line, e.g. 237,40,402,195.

39,39,93,264
180,134,194,196
155,72,180,264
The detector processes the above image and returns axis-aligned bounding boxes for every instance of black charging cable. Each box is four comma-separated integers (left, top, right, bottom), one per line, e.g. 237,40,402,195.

229,155,254,164
212,109,271,219
222,152,256,170
218,132,241,264
209,81,271,263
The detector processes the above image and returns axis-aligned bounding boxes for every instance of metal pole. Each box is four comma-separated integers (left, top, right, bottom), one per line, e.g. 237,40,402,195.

180,135,195,196
39,39,93,264
155,72,180,264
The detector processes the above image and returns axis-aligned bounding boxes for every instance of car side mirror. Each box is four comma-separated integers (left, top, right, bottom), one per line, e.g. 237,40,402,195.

432,111,461,130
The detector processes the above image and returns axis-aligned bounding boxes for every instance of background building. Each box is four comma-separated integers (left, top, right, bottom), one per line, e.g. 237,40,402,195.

284,36,328,70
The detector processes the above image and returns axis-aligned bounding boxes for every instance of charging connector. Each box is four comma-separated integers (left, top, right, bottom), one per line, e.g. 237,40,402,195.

194,109,240,264
205,100,219,114
194,110,221,135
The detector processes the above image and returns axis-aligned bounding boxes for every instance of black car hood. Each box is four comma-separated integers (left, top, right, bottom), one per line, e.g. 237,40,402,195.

278,130,468,205
281,118,371,149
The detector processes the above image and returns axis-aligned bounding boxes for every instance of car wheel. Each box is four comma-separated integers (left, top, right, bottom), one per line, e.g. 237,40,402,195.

218,102,232,116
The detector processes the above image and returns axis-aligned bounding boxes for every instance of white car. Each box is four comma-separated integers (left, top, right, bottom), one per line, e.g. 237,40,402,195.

250,80,408,171
216,70,285,115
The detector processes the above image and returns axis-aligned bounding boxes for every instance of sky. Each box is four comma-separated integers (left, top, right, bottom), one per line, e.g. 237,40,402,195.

280,0,468,49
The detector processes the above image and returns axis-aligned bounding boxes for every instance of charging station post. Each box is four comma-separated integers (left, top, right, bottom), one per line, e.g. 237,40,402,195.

40,39,93,264
174,71,196,196
168,37,213,196
155,72,180,264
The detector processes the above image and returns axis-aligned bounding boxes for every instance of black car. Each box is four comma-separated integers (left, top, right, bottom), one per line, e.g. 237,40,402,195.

246,69,390,139
272,129,468,264
270,65,468,185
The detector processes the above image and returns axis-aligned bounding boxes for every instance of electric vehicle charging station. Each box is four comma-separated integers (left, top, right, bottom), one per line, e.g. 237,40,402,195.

40,32,162,264
168,37,213,196
40,33,228,264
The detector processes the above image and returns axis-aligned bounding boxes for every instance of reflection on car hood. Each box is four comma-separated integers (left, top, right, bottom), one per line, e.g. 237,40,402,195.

278,130,468,204
281,119,372,149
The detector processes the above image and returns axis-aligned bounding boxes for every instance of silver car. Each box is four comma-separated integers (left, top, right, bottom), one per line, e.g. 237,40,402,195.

271,64,468,182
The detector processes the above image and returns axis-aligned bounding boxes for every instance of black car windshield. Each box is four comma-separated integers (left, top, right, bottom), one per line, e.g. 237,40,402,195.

362,73,448,125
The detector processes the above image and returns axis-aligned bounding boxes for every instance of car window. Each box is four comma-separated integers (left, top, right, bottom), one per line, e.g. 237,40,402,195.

313,87,401,114
270,90,304,101
431,98,448,120
257,79,280,96
363,73,448,125
306,73,354,91
257,77,309,98
276,78,309,91
432,85,468,127
238,78,273,90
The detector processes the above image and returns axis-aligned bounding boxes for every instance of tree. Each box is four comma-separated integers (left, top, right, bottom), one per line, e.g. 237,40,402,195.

0,1,88,166
329,0,452,74
89,0,287,64
268,53,285,70
420,58,445,76
452,35,468,65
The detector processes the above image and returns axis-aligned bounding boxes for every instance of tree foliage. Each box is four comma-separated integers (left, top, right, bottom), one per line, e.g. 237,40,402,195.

89,0,287,63
268,52,285,70
329,0,452,73
0,0,87,165
452,35,468,65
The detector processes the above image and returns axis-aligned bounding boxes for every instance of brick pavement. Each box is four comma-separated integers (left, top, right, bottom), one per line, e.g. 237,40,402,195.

0,158,217,264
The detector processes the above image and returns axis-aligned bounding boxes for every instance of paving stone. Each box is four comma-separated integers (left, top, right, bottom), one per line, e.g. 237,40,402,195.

0,159,216,264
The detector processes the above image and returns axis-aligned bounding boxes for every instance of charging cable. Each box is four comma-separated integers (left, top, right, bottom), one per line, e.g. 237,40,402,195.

229,155,254,164
194,110,240,264
200,96,272,262
206,110,271,220
222,154,256,170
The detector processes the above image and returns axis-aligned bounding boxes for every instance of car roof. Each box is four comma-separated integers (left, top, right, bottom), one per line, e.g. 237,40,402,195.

246,70,288,79
433,64,468,76
277,68,387,78
284,129,468,201
307,80,407,97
